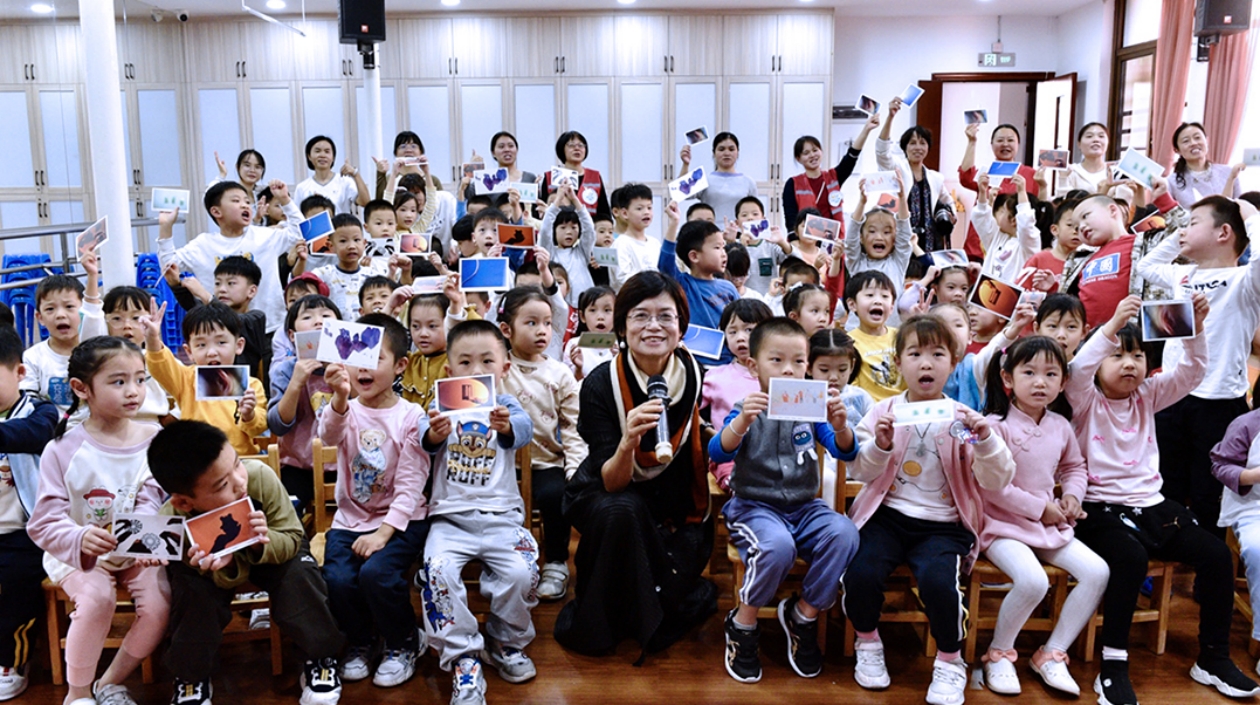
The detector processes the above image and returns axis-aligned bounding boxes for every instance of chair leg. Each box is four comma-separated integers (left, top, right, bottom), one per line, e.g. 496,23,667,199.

817,608,827,654
270,618,284,676
1151,567,1172,655
45,589,64,686
843,616,855,657
963,575,981,663
141,656,154,684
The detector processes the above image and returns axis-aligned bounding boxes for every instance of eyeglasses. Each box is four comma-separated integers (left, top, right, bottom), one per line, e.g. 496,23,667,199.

627,311,678,327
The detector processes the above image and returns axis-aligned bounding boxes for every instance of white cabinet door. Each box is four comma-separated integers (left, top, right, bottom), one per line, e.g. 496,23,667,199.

511,82,559,177
0,26,32,85
723,15,777,77
613,15,668,78
667,16,724,78
396,19,452,81
196,87,242,185
291,20,345,82
565,81,611,177
618,80,666,185
457,82,506,171
241,22,295,82
354,83,398,179
0,90,37,189
560,17,616,78
28,24,81,85
506,17,562,79
38,89,83,190
136,88,184,189
671,80,718,176
725,79,774,186
118,22,185,84
451,17,509,79
406,83,455,186
776,14,833,77
248,86,296,185
185,23,244,84
779,79,828,190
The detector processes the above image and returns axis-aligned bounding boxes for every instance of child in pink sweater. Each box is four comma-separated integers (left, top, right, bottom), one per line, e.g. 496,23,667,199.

977,336,1106,697
1066,294,1259,704
844,315,1015,705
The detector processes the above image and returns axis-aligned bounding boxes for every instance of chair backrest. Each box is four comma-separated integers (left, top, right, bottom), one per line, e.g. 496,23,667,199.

265,444,281,477
516,445,533,529
311,439,338,535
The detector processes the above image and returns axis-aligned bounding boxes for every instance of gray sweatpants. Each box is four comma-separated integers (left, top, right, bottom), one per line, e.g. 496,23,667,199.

421,509,540,671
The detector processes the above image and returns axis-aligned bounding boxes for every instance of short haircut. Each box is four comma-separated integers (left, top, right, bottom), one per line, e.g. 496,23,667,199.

554,130,589,163
719,298,772,331
451,213,474,242
725,242,751,278
357,312,410,361
472,208,509,229
0,325,22,366
686,202,716,220
409,293,449,319
895,314,959,362
358,275,397,305
147,420,230,497
393,130,424,155
35,274,84,306
735,195,765,217
553,206,581,230
613,271,690,339
467,194,493,210
779,257,820,286
0,301,15,329
677,220,721,264
182,301,241,341
1036,293,1087,327
621,183,653,205
300,194,335,217
304,135,335,171
844,270,896,302
204,181,248,221
899,125,934,153
332,213,362,231
448,319,508,356
363,199,395,221
1192,195,1249,256
285,294,341,333
749,317,807,358
398,173,425,192
214,256,261,286
792,135,822,161
608,186,628,211
592,212,614,226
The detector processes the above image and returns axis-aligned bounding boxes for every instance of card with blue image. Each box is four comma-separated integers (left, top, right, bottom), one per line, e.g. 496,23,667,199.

459,257,512,293
986,161,1021,182
682,325,725,360
299,211,334,253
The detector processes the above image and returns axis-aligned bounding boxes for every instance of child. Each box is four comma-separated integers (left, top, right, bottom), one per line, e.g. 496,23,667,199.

844,314,1015,705
703,299,773,491
160,181,302,335
148,420,344,705
498,288,586,601
687,202,716,223
588,212,615,288
769,258,823,316
723,243,764,303
273,273,330,362
973,173,1039,283
294,135,369,215
968,306,1004,355
845,271,903,401
401,276,471,411
27,337,170,705
789,206,829,271
709,317,860,682
145,300,268,457
783,282,831,338
0,325,61,700
212,255,271,393
977,336,1108,696
419,320,537,705
1067,294,1259,702
898,265,971,319
21,255,105,425
102,286,176,426
310,214,399,321
394,191,421,235
267,294,341,509
735,196,794,295
359,275,398,316
843,174,913,327
470,208,509,258
935,300,1026,410
611,183,660,291
808,329,873,503
1137,195,1260,534
539,184,596,307
1211,383,1260,673
319,314,428,687
363,198,400,252
1019,199,1082,293
563,286,616,383
658,204,740,363
509,254,570,362
1034,293,1088,362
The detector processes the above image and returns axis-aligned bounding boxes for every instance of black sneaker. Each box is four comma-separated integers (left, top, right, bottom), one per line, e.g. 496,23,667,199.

1191,655,1260,697
777,596,822,678
171,677,212,705
723,610,761,683
1094,659,1138,705
300,658,342,705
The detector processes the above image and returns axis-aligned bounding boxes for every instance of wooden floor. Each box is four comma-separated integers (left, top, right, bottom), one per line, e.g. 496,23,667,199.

18,567,1260,705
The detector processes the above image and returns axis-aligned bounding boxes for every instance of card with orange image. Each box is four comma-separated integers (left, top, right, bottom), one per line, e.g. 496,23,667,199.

969,273,1023,321
184,497,260,560
436,375,496,417
767,378,828,423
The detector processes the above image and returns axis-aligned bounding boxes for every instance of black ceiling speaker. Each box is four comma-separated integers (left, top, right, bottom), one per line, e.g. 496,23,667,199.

1195,0,1251,37
340,0,385,44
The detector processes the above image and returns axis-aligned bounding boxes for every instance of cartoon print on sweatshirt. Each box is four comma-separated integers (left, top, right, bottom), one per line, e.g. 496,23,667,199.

792,424,817,465
83,487,116,529
350,428,388,503
0,457,12,488
446,418,496,487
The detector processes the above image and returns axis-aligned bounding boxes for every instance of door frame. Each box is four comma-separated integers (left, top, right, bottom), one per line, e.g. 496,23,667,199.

917,72,1057,171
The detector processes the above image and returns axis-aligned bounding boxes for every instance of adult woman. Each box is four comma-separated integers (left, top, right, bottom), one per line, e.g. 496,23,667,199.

1169,122,1243,208
540,131,611,219
959,122,1043,260
373,130,444,200
462,131,537,201
211,149,266,198
876,98,955,255
1058,122,1135,203
679,132,758,224
783,113,879,232
555,271,716,661
294,135,370,215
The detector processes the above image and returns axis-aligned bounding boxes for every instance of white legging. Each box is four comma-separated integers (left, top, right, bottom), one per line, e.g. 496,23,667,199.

984,537,1109,653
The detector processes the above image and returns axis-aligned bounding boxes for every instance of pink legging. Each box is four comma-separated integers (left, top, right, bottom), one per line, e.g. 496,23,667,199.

58,564,170,688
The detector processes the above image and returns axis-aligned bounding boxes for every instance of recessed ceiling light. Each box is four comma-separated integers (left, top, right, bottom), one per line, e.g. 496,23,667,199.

440,0,460,5
617,0,636,4
266,0,285,8
30,3,54,13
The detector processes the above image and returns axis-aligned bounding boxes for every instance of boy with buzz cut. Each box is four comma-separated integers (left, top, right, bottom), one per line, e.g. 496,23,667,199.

144,300,268,457
0,325,61,700
611,183,660,292
159,179,302,336
309,214,409,322
1139,195,1260,535
20,251,105,425
709,317,860,683
419,320,537,705
845,270,903,402
359,275,399,316
470,208,509,257
687,202,716,223
658,202,739,364
148,421,344,705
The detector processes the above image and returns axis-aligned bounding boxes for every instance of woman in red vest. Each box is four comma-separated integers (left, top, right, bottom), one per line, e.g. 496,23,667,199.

539,130,611,220
782,112,880,234
958,122,1046,261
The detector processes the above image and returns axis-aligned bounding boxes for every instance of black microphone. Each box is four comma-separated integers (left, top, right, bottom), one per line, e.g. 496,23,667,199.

646,374,673,463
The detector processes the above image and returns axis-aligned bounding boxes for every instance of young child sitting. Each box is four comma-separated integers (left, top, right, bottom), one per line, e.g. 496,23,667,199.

319,314,429,688
1067,294,1259,703
101,286,177,426
610,184,660,291
148,420,344,705
0,325,64,700
563,286,616,383
843,174,913,327
768,257,824,316
539,183,596,306
400,276,473,410
214,256,270,392
844,271,903,402
144,300,268,457
844,314,1015,705
703,299,774,491
272,273,330,363
419,320,537,705
897,265,972,320
808,329,873,502
973,173,1040,284
20,254,105,426
309,214,405,321
710,317,860,683
658,204,740,363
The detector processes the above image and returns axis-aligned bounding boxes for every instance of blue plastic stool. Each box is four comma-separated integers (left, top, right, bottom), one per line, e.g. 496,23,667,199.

2,254,61,348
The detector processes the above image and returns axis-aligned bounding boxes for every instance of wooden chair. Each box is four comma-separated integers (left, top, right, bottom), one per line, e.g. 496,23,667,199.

1227,529,1260,657
1077,560,1174,661
42,581,155,686
310,438,338,565
962,559,1071,662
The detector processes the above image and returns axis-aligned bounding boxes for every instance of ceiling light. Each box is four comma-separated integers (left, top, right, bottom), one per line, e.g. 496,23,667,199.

618,0,636,4
441,0,460,5
31,3,54,13
265,0,285,8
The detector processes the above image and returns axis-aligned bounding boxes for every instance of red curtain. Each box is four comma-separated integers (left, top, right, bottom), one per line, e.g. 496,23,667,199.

1150,0,1196,171
1204,22,1258,163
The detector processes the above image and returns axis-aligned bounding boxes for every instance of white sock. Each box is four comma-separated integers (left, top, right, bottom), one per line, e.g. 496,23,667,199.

1102,647,1129,661
792,603,816,624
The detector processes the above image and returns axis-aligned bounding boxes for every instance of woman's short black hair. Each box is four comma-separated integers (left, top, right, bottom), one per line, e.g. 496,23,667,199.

555,131,589,163
393,131,424,155
490,131,518,153
899,126,933,153
613,271,690,340
712,131,740,153
304,135,336,171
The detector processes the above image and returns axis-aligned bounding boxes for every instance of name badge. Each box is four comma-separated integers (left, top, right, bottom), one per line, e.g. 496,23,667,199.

828,191,842,208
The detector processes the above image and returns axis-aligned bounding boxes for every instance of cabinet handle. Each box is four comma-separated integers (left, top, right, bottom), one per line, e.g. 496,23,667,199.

136,201,143,218
561,56,565,73
554,57,559,74
30,64,35,81
23,64,28,81
670,56,675,73
242,61,246,78
454,58,458,74
664,55,668,73
448,58,452,75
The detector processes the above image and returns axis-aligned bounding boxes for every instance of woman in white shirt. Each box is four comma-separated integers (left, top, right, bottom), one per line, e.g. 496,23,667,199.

294,135,370,215
1059,122,1133,203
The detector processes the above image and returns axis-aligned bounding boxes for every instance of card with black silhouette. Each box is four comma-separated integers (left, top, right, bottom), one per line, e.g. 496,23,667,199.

802,214,842,243
1142,300,1197,342
185,497,260,560
366,237,397,258
969,273,1024,321
964,109,989,125
316,319,384,369
669,166,709,202
497,223,536,249
436,375,496,417
473,167,510,195
112,513,185,561
194,365,249,401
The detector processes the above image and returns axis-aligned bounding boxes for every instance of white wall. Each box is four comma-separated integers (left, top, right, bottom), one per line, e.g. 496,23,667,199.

1056,0,1114,149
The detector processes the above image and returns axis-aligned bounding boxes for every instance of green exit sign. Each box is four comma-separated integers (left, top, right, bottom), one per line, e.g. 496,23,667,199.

978,52,1017,68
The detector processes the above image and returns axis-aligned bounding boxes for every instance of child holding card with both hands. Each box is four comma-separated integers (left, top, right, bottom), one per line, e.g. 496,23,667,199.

563,286,616,383
539,183,597,307
844,173,914,328
973,172,1041,285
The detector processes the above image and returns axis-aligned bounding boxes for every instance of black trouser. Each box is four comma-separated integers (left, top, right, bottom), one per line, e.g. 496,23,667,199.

1075,498,1232,652
533,465,570,564
1155,394,1248,537
0,531,45,669
841,506,974,654
164,541,344,681
280,464,314,510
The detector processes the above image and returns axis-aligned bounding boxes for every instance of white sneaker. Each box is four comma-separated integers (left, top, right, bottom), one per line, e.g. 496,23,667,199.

926,658,968,705
0,665,28,701
484,637,537,684
340,646,372,682
854,640,891,689
983,656,1020,695
92,681,138,705
1031,649,1080,696
451,655,487,705
248,608,270,631
373,648,417,688
536,562,569,601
